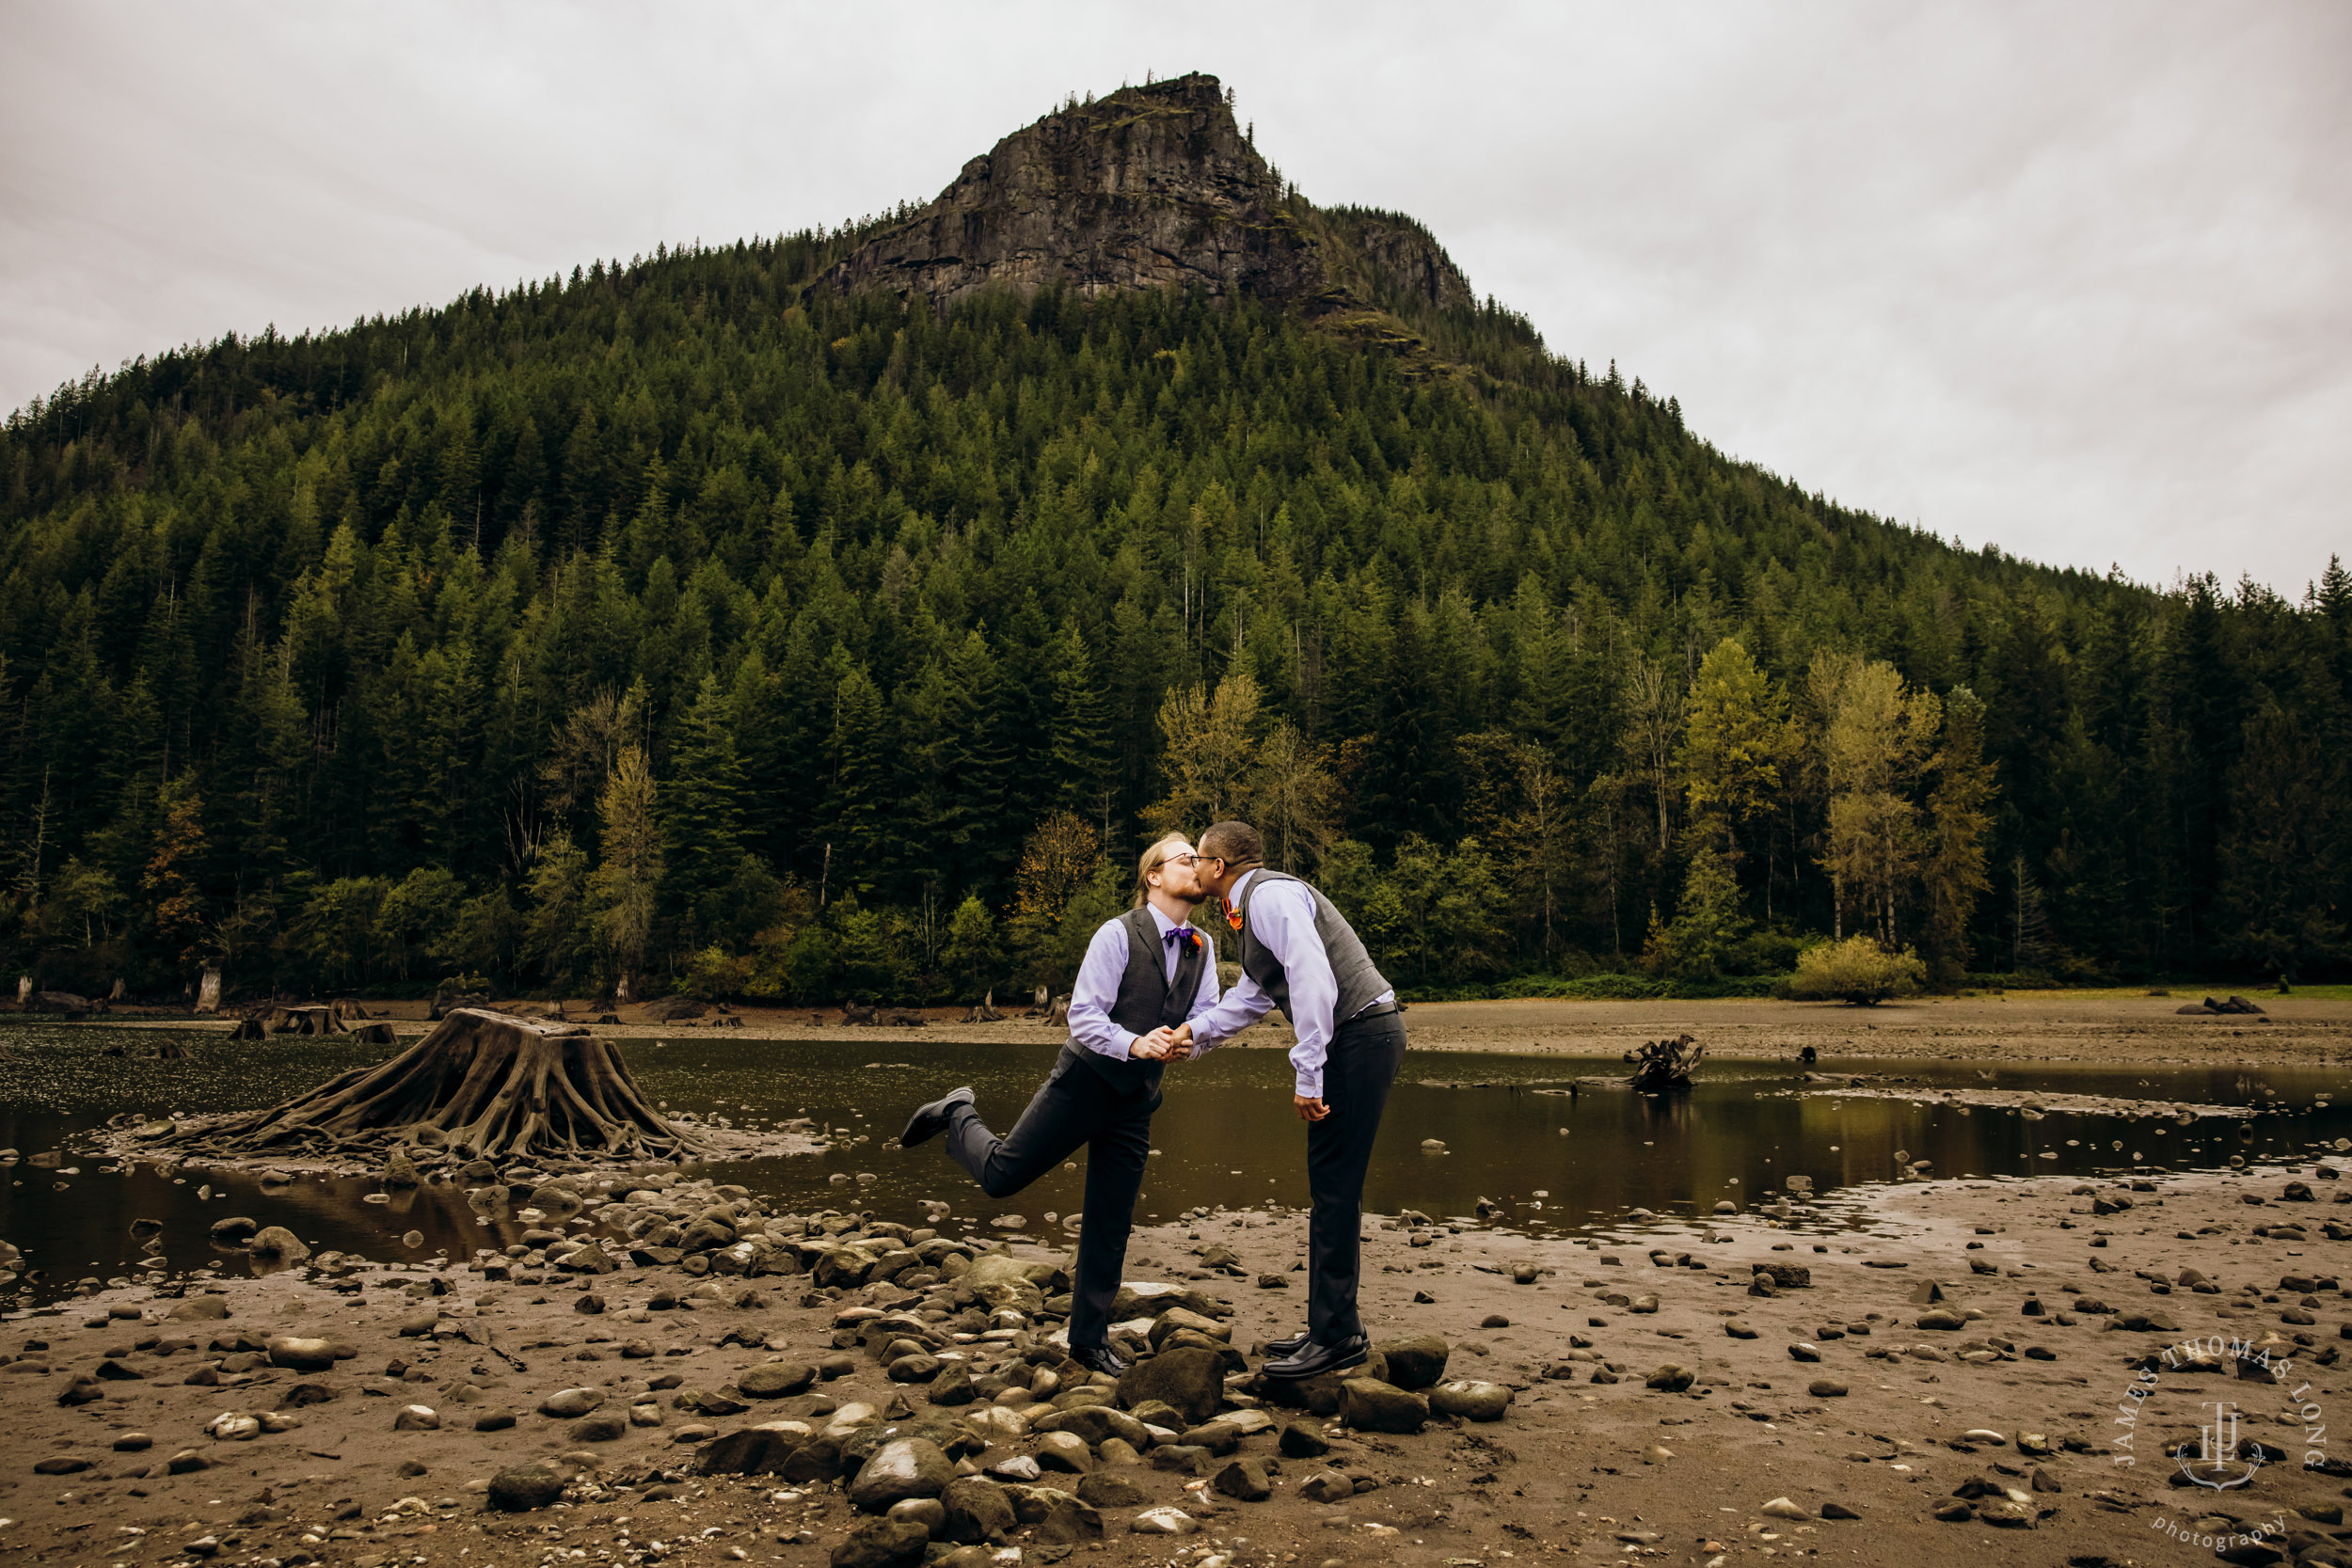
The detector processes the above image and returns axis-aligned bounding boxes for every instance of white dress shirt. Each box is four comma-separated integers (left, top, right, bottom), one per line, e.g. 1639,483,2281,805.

1186,869,1394,1099
1067,902,1221,1060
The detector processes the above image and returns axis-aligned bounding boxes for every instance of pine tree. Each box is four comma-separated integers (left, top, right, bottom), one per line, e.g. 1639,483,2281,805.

664,673,750,945
588,745,663,994
1047,620,1115,831
1921,686,1996,984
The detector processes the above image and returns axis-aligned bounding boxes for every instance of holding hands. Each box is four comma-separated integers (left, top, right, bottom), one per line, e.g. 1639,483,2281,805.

1131,1023,1196,1062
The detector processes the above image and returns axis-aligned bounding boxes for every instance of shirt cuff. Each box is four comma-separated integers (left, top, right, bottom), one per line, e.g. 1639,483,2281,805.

1107,1029,1136,1060
1295,1070,1324,1099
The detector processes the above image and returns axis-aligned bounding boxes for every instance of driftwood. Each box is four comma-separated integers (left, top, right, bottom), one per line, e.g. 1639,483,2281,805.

961,990,1006,1023
1625,1033,1704,1093
1043,993,1071,1028
141,1007,719,1164
837,1000,880,1026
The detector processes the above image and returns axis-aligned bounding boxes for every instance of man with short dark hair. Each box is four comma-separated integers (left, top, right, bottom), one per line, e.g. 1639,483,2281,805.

899,833,1216,1377
1179,819,1405,1379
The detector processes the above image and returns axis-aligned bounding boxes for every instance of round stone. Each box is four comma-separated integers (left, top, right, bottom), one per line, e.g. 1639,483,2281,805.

487,1463,565,1512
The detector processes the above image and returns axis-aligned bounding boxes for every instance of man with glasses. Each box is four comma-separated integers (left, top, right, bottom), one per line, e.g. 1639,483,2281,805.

1172,819,1404,1380
900,833,1217,1377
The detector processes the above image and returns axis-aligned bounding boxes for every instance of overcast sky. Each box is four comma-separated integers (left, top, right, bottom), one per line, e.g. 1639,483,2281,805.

4,2,2344,594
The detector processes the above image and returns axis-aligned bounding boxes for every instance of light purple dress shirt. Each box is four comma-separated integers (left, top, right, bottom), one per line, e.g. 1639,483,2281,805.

1068,902,1221,1061
1186,869,1395,1099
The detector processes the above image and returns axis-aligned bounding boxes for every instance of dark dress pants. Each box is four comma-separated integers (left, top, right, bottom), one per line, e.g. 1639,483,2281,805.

943,1042,1157,1349
1305,1008,1408,1343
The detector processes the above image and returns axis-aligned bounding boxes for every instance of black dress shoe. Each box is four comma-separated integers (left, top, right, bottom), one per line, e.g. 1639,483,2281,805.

1069,1342,1129,1378
1261,1332,1369,1381
1264,1327,1311,1356
900,1085,975,1148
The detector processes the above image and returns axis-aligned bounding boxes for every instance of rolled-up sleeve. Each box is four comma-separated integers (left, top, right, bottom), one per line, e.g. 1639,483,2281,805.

1067,920,1134,1058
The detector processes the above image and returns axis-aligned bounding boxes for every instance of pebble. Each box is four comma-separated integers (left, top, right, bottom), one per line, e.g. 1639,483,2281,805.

1133,1506,1200,1535
539,1387,604,1418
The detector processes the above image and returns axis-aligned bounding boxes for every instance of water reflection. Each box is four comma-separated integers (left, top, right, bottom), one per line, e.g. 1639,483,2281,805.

2,1023,2347,1307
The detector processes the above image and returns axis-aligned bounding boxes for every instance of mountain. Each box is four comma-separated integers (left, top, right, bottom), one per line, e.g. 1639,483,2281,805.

0,73,2344,1005
821,74,1470,355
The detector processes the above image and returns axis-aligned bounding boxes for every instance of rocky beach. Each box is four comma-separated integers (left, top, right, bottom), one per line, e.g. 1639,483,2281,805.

5,1128,2352,1568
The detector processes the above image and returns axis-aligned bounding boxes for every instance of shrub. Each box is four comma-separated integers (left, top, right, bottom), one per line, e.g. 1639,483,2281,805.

1787,936,1926,1005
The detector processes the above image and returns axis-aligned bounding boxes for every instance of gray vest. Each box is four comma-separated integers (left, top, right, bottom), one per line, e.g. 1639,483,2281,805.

1232,870,1392,1030
1073,906,1204,1097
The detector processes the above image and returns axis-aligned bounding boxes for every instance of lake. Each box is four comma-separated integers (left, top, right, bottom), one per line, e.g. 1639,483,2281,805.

3,1023,2346,1307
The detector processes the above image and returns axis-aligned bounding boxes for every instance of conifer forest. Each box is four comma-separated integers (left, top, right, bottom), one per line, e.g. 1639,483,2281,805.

3,225,2346,1004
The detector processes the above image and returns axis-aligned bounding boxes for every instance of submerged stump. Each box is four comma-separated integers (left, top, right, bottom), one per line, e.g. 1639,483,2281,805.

1626,1033,1704,1093
143,1007,717,1164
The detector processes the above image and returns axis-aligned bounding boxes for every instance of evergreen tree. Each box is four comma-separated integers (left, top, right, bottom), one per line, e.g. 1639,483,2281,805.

664,673,750,945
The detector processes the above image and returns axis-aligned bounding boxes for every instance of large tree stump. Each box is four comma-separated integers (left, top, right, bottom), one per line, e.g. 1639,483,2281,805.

148,1007,714,1163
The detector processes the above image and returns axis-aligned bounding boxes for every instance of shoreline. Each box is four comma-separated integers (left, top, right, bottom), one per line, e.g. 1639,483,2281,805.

45,991,2352,1071
3,1156,2348,1567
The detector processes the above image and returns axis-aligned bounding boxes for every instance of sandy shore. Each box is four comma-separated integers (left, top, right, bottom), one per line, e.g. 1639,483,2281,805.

6,1151,2350,1568
106,993,2352,1070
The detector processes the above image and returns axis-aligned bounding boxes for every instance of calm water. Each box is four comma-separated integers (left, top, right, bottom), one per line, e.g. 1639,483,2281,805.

3,1022,2348,1308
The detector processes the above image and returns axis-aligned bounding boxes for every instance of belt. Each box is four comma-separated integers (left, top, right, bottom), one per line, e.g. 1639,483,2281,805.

1342,1000,1401,1025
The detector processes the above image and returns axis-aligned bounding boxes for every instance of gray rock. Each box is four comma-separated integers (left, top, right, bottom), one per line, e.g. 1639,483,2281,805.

265,1335,337,1372
1724,1319,1759,1339
1645,1364,1693,1392
1213,1456,1271,1500
488,1464,566,1511
1808,1379,1849,1398
848,1438,956,1512
1035,1403,1149,1449
571,1412,628,1442
208,1216,259,1243
1077,1471,1150,1508
1916,1310,1968,1331
248,1226,310,1262
694,1427,806,1476
1177,1421,1241,1456
926,1360,975,1406
1279,1420,1329,1457
1339,1377,1427,1433
739,1362,818,1399
1036,1431,1092,1473
1116,1346,1227,1427
883,1497,947,1537
540,1387,605,1418
1428,1379,1511,1421
940,1477,1016,1543
674,1386,750,1418
830,1516,930,1568
1368,1333,1449,1390
1298,1468,1355,1504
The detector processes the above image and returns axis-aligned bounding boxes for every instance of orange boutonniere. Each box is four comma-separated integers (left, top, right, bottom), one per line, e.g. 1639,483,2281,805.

1226,904,1244,932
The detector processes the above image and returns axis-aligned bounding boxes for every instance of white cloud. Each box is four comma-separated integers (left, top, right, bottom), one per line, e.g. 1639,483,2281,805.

2,1,2343,591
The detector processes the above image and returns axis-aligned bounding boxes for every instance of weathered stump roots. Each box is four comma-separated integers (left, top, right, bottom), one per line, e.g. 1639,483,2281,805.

1627,1033,1704,1093
145,1007,714,1164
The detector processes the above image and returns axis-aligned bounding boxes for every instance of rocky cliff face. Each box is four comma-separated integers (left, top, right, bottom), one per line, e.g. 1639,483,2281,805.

821,73,1470,325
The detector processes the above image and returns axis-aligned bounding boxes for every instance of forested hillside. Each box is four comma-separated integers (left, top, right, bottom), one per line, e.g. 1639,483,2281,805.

3,90,2346,1004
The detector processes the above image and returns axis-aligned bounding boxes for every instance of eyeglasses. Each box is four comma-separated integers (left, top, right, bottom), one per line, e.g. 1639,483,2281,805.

1161,852,1200,867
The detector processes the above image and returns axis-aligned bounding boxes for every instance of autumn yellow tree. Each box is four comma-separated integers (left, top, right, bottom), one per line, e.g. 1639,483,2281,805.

1676,637,1791,863
1921,686,1997,983
1146,672,1261,833
1816,657,1940,945
588,744,663,997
